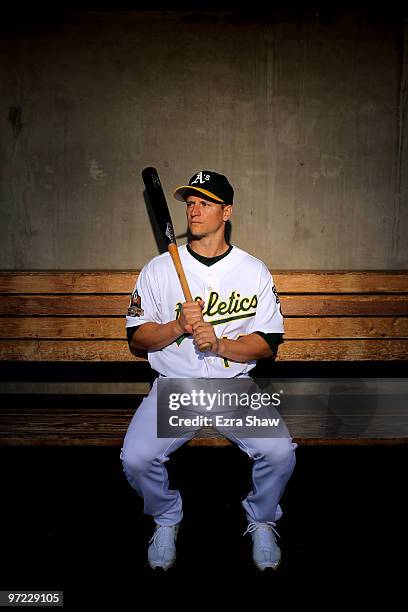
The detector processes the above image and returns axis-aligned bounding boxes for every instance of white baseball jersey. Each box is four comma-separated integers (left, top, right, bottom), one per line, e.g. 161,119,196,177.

125,244,284,378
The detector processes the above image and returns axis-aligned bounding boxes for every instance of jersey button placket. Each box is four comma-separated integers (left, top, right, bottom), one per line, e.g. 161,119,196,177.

207,271,218,294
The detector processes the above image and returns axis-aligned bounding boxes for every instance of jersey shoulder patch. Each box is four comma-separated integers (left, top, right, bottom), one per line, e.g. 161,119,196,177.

127,289,144,317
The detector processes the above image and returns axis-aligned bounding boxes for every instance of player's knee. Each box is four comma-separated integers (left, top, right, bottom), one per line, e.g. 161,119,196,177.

264,438,296,468
120,445,153,476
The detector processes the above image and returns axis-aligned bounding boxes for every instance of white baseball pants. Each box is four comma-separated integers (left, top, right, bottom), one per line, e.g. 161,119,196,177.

120,378,297,526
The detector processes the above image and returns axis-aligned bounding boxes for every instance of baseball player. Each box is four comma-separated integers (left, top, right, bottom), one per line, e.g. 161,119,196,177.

121,170,297,571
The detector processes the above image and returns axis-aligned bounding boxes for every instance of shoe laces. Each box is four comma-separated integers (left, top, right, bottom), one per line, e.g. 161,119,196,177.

243,521,280,539
149,525,177,548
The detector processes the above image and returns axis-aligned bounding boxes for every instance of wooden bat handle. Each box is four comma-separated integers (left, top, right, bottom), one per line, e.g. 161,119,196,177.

168,243,193,301
168,243,212,352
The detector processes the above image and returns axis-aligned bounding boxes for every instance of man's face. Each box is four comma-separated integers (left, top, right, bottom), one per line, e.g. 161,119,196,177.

185,195,232,239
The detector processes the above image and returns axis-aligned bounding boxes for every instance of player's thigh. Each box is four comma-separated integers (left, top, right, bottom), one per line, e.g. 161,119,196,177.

120,380,195,468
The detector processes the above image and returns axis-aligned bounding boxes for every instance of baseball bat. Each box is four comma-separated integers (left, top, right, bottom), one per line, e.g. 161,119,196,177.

141,167,211,351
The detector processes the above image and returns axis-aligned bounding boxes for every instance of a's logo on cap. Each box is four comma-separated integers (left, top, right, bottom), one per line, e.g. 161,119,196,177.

191,171,211,185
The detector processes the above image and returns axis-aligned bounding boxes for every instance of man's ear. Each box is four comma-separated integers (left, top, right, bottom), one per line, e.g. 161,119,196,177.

223,204,233,221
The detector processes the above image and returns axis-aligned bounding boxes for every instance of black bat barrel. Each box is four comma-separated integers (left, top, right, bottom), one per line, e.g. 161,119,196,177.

142,167,176,246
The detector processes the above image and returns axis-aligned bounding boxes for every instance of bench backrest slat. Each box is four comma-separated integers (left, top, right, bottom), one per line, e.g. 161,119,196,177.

0,271,407,362
1,271,407,293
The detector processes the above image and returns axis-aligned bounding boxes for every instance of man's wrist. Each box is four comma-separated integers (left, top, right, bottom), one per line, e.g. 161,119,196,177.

215,337,226,356
173,320,185,337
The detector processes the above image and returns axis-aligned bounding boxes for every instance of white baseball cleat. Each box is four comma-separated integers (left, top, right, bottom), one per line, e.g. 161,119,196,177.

244,521,281,571
148,523,180,570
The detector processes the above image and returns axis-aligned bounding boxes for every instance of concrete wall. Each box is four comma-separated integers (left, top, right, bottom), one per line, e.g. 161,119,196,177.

1,10,407,270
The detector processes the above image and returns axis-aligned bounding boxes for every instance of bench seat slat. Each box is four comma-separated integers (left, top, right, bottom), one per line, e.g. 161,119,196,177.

0,409,406,447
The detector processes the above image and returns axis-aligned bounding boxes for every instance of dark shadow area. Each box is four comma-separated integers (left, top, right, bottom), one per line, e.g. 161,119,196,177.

1,359,406,607
1,360,407,383
0,442,406,608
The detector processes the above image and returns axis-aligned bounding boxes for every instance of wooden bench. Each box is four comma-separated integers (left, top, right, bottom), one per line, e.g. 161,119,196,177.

0,271,407,446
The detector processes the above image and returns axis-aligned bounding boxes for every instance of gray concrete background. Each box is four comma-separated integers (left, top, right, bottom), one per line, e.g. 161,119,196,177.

1,10,407,270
